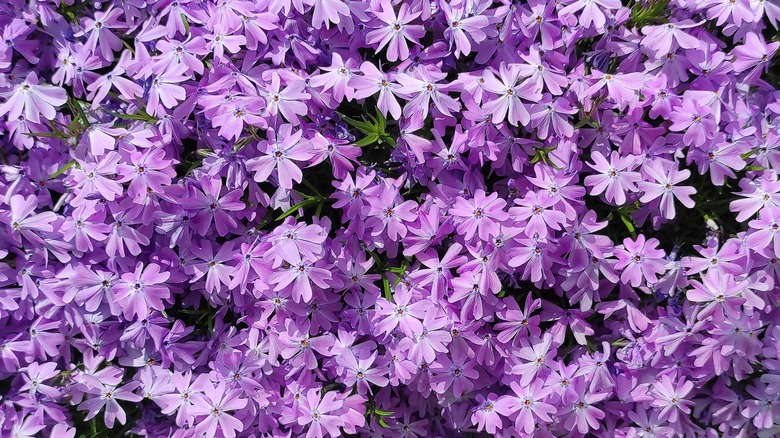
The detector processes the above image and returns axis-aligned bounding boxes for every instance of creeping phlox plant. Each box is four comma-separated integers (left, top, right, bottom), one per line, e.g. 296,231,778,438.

0,0,780,436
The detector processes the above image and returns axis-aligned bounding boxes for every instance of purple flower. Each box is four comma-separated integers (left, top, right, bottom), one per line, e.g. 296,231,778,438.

297,388,345,438
495,380,555,434
192,381,248,438
668,98,717,147
350,62,403,119
117,148,176,200
687,271,747,321
650,375,694,423
78,380,142,428
638,159,697,220
366,2,424,62
247,124,314,189
180,176,245,236
396,66,461,120
585,150,642,205
481,63,540,126
614,235,667,287
113,262,171,320
449,189,509,241
0,72,67,123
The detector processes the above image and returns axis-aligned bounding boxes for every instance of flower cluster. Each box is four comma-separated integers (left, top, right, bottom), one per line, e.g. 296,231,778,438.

1,0,780,436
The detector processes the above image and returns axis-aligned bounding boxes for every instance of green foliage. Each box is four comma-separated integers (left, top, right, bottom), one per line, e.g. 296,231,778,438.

628,0,672,28
338,108,396,148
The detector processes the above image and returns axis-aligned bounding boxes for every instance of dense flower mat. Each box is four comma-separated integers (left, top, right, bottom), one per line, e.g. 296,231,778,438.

1,0,780,436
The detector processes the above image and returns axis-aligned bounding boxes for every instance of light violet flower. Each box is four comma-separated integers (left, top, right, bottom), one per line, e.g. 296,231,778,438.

0,73,67,123
638,159,697,220
366,2,425,62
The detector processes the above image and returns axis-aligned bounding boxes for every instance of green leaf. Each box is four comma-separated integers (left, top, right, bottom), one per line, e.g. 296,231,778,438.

354,133,380,147
112,110,158,123
380,134,396,147
373,409,394,416
378,417,390,428
741,148,758,160
181,13,190,33
382,275,392,300
392,263,408,287
274,196,325,221
276,199,311,221
376,108,386,131
49,159,77,179
69,97,90,128
337,112,374,134
619,213,637,238
25,131,69,139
